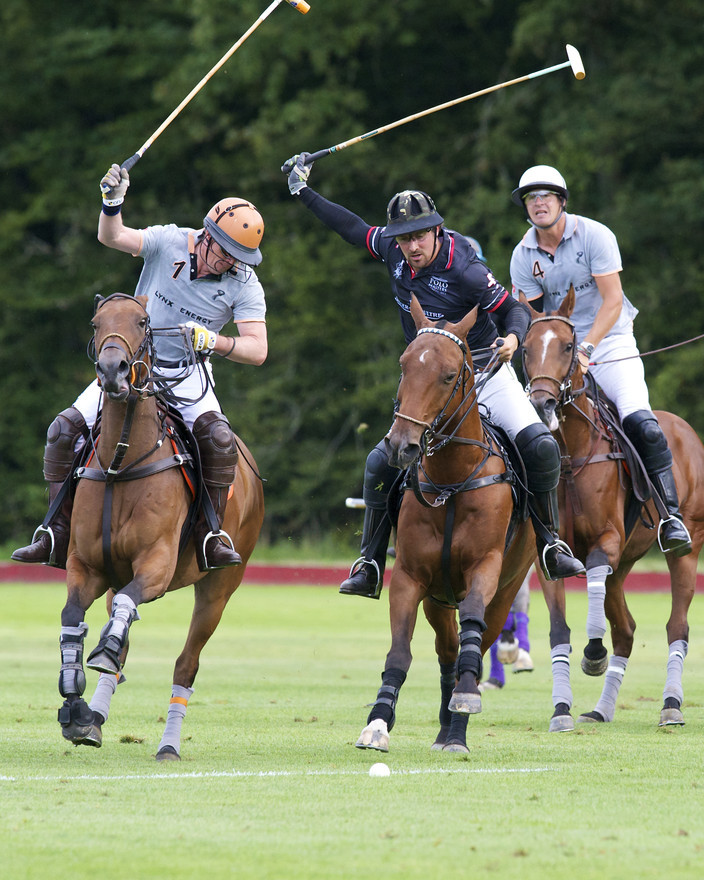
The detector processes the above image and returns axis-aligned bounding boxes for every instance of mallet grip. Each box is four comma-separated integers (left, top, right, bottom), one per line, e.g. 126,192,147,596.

99,152,142,194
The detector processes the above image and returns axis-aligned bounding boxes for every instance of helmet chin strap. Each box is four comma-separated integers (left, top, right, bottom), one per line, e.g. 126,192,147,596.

527,200,567,231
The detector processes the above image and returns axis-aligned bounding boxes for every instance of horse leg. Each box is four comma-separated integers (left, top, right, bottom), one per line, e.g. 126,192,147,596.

356,575,420,753
578,571,635,723
536,567,574,731
86,592,140,675
156,574,236,761
659,553,697,726
423,599,469,753
581,551,612,675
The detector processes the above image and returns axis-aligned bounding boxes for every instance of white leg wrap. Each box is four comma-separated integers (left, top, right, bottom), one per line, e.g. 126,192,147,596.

158,685,194,754
89,673,119,722
586,565,611,639
663,640,688,704
593,655,628,722
551,643,572,709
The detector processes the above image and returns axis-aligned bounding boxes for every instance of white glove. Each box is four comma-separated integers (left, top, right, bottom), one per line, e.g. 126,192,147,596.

100,163,130,204
183,321,217,353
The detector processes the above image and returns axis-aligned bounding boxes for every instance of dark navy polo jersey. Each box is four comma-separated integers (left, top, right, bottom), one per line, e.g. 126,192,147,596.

299,187,529,364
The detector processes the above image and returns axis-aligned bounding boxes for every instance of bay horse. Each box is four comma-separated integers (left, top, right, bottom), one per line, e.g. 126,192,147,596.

355,296,535,754
521,288,704,730
57,293,264,760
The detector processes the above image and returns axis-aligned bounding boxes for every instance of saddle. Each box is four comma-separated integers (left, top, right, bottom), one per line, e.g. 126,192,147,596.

576,373,658,538
43,400,203,573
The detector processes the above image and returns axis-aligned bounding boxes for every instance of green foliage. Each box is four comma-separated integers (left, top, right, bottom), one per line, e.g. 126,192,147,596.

2,0,703,546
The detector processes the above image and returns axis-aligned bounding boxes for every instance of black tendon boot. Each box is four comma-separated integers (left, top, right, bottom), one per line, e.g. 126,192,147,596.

339,505,390,599
12,407,87,567
192,412,241,570
515,423,585,581
622,410,691,556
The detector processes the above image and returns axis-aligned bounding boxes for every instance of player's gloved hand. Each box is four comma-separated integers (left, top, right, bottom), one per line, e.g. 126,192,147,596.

100,163,130,204
281,153,313,195
183,321,217,354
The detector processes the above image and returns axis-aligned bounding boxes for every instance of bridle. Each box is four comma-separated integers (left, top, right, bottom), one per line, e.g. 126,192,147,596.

522,314,585,410
91,293,154,396
394,326,487,456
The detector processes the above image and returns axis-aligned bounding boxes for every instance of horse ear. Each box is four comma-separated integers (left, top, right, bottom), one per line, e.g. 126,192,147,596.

557,285,576,318
136,294,148,310
410,294,430,329
93,294,105,315
518,292,542,321
454,305,479,339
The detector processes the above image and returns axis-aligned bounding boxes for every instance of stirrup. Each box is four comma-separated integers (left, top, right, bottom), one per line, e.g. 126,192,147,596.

657,516,692,556
541,539,585,579
340,557,382,599
32,524,57,565
201,529,240,570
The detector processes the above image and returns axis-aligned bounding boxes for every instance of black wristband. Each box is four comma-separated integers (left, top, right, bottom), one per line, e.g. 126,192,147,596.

101,202,122,216
221,337,236,358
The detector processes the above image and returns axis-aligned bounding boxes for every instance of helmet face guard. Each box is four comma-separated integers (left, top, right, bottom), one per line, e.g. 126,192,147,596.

511,165,569,206
381,190,444,238
203,198,264,266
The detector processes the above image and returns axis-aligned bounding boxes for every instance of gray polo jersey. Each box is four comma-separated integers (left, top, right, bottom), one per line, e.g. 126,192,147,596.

134,224,266,362
510,213,638,339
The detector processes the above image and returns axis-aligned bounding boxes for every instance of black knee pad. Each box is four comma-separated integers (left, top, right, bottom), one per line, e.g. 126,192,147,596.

193,411,238,487
362,441,399,507
622,410,672,472
515,423,560,492
44,407,88,481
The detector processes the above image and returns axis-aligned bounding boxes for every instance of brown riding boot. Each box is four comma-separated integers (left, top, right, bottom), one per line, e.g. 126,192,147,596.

12,407,87,568
193,411,241,570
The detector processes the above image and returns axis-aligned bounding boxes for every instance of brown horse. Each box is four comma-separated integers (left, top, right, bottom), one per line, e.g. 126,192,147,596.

57,293,264,759
355,296,535,754
521,288,704,730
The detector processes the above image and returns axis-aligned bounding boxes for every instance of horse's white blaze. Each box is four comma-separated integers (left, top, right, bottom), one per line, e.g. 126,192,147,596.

541,326,558,362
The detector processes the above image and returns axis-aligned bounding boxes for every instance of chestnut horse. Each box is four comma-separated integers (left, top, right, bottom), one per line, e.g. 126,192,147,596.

57,293,264,760
521,289,704,730
355,296,535,754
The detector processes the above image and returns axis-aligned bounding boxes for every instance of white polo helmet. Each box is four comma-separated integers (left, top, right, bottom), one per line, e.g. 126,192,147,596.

511,165,569,206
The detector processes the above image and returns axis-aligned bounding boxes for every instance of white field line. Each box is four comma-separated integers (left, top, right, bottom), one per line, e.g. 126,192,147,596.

0,766,555,783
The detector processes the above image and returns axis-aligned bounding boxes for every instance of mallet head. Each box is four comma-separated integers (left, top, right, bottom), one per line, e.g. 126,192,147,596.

286,0,310,12
566,44,586,80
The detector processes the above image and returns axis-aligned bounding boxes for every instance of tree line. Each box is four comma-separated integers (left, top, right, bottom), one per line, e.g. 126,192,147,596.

2,0,703,550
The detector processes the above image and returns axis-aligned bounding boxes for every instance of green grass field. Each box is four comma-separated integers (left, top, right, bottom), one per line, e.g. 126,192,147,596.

1,580,703,879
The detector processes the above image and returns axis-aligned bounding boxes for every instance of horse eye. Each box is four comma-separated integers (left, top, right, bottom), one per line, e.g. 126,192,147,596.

139,318,147,328
443,372,456,384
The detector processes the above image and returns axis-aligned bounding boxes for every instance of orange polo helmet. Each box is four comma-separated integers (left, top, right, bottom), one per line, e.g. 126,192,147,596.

203,198,264,266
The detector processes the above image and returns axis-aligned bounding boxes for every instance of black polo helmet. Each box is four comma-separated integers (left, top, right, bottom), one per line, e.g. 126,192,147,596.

381,190,444,238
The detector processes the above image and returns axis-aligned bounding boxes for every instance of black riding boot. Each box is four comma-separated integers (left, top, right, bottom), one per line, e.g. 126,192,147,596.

516,423,585,581
622,410,691,556
193,412,242,570
340,440,397,599
12,407,88,568
339,505,391,599
530,489,586,580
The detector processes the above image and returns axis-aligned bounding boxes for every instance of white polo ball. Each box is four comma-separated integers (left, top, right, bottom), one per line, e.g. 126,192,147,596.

369,762,391,777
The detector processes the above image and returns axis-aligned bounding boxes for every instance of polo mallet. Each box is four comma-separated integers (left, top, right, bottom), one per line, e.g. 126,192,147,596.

102,0,310,192
302,44,585,164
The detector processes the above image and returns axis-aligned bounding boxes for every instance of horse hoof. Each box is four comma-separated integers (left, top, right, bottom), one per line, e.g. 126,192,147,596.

58,700,102,747
497,634,519,665
549,706,575,732
513,648,534,673
577,711,606,724
581,652,608,676
86,649,120,676
448,693,482,715
659,708,685,727
155,745,181,761
442,741,470,753
356,719,389,752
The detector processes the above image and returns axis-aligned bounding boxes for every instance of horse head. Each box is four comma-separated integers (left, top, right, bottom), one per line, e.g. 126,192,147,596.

521,286,581,432
387,295,478,469
92,293,152,401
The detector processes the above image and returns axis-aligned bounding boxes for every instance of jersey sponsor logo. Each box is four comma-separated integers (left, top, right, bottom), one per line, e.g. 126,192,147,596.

393,261,405,279
532,260,545,280
428,276,448,295
486,271,499,288
576,250,584,264
212,289,226,301
395,297,443,321
179,307,213,324
154,290,174,308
